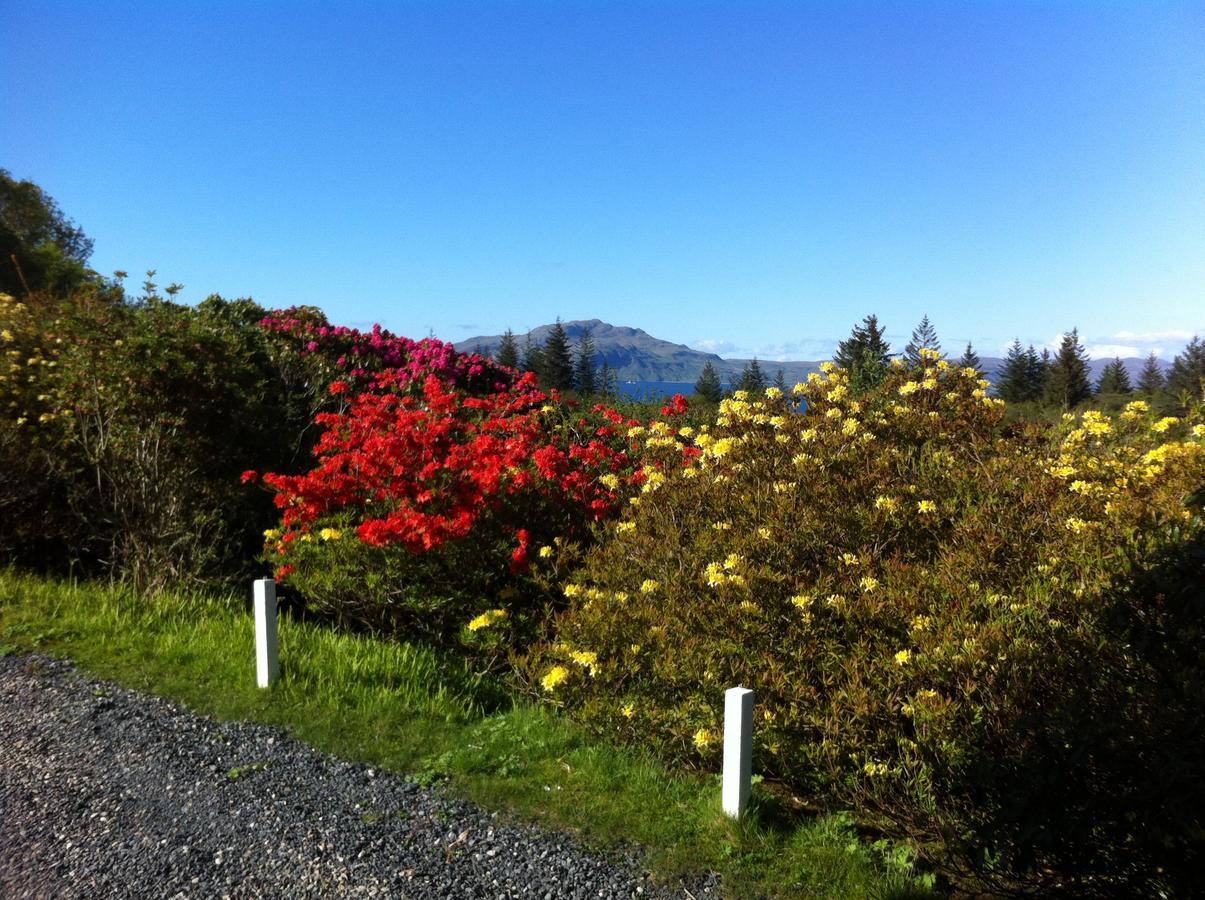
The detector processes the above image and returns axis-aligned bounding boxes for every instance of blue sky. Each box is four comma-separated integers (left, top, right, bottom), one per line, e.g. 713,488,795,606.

3,1,1203,361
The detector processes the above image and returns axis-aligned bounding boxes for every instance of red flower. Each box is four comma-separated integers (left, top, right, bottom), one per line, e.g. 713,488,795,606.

240,470,259,484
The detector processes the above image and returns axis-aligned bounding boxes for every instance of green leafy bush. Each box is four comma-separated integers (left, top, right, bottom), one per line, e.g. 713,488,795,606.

0,288,317,588
527,355,1205,891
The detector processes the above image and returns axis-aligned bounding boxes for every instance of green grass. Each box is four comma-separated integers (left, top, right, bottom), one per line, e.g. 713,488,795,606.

0,569,938,899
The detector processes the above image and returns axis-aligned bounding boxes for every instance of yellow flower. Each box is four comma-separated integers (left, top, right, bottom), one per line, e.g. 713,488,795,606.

541,666,570,691
1152,417,1179,433
0,329,11,342
468,609,507,631
263,528,281,540
874,495,897,513
790,594,813,609
711,520,731,531
898,382,921,396
859,576,879,593
621,703,635,718
616,521,636,534
894,649,912,666
693,728,714,750
917,500,937,514
640,579,660,594
757,527,771,540
1193,424,1205,439
562,584,583,598
709,438,736,457
723,553,743,570
599,473,620,490
704,562,726,587
569,649,598,673
764,386,783,400
538,545,553,558
841,417,859,435
318,527,342,541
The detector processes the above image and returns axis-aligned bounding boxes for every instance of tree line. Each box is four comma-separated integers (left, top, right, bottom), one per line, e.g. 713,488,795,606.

686,312,1203,412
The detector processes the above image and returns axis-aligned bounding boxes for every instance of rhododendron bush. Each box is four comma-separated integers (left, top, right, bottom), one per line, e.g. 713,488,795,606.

526,354,1205,892
255,329,695,646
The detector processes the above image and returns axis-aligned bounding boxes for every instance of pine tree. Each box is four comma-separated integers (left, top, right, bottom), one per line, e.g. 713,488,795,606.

1043,329,1093,409
521,333,543,377
597,361,616,398
995,340,1030,402
773,369,787,393
1166,336,1205,404
1027,346,1049,402
495,329,519,369
834,314,891,390
1095,358,1132,395
904,314,943,366
574,326,597,395
957,341,981,374
541,319,574,391
739,358,767,394
694,361,723,403
1137,352,1166,396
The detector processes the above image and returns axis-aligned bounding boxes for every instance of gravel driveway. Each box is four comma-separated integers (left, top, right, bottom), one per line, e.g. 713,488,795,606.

0,653,717,899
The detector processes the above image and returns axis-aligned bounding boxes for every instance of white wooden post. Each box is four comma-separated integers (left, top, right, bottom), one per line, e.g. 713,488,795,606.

722,686,754,818
254,578,279,688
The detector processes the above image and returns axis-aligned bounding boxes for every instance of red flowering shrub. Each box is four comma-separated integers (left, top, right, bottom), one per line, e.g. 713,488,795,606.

256,321,694,648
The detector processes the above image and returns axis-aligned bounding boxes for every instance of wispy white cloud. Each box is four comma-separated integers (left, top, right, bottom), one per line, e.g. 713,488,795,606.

1082,343,1141,359
689,338,740,354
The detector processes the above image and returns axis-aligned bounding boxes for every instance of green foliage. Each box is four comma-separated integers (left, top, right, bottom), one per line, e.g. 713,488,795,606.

0,288,317,588
0,169,96,297
1167,335,1205,406
739,358,767,394
495,329,519,369
834,314,891,391
956,342,980,375
541,319,574,391
1043,328,1092,409
1137,351,1165,396
903,315,942,367
528,360,1205,893
693,361,723,403
1095,357,1132,396
574,325,597,395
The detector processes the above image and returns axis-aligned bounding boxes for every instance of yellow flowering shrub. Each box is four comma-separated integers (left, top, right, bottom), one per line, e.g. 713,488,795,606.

526,364,1205,891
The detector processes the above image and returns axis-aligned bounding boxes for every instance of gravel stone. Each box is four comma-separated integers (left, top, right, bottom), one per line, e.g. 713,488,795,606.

0,653,720,898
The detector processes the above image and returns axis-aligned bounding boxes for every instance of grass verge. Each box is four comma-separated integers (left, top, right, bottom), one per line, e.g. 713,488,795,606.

0,569,938,899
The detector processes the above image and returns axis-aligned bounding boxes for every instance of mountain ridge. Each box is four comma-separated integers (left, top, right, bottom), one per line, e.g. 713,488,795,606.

454,320,1164,385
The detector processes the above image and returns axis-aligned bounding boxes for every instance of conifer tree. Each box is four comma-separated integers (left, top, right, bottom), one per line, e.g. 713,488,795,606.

1027,346,1049,401
694,361,723,403
773,369,787,393
521,333,543,377
904,314,943,366
1137,352,1166,396
957,341,982,374
574,326,597,395
1043,329,1092,409
1166,336,1205,404
834,314,891,390
541,319,574,391
495,329,519,369
739,358,767,394
1095,358,1132,395
995,340,1030,402
597,360,616,398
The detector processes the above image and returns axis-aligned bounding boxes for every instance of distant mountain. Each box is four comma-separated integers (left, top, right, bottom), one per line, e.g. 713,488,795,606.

455,321,1166,388
456,319,822,383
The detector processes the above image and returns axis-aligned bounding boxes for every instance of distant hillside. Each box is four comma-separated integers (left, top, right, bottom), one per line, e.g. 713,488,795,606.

456,319,823,383
456,321,1165,387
